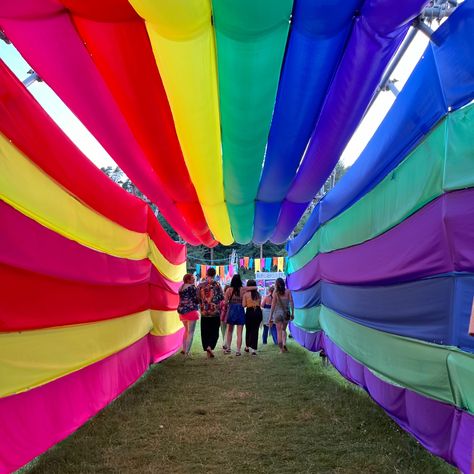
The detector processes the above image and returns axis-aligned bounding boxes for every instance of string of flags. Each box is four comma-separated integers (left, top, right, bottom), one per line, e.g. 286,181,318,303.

194,256,288,280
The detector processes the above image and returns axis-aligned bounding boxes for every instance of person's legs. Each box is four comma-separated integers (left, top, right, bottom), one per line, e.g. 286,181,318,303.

181,320,189,353
236,325,243,355
282,321,288,351
201,317,210,352
251,314,262,352
220,321,227,346
185,320,197,354
271,323,278,344
226,324,234,352
276,321,284,352
244,313,251,351
209,315,220,352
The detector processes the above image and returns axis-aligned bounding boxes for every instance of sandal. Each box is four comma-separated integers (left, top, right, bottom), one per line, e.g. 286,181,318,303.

283,345,289,352
244,347,250,353
224,348,231,354
235,351,241,357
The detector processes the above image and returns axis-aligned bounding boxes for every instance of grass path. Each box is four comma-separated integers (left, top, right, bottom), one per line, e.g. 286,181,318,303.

23,329,455,473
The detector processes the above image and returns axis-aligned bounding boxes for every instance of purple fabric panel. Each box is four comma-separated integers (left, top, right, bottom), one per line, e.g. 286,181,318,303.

287,189,474,291
270,0,428,243
290,323,474,472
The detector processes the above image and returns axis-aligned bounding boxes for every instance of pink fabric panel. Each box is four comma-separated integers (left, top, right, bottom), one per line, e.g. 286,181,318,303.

0,200,152,285
0,331,183,474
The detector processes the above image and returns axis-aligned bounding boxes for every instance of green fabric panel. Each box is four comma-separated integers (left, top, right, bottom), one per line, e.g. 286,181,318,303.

443,105,474,190
319,306,474,413
293,307,321,332
212,0,293,243
288,103,474,274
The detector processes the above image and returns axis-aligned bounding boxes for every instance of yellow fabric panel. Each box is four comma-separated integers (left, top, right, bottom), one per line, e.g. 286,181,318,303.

150,309,182,336
129,0,233,245
0,134,181,281
148,238,185,282
0,311,153,398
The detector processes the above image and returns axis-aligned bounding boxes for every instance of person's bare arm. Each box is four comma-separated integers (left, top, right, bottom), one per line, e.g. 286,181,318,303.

270,295,276,324
224,287,232,303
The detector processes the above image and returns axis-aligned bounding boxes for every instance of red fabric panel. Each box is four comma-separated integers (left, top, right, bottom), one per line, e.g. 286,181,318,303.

59,0,215,245
0,1,205,245
0,263,178,331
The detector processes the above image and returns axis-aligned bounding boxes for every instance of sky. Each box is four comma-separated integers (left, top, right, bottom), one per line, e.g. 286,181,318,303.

0,27,430,171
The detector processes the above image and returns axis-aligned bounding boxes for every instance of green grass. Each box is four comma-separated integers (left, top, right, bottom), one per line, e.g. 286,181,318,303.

22,326,456,474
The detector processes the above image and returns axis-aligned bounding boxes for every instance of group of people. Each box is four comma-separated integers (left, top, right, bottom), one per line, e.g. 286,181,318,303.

177,267,294,358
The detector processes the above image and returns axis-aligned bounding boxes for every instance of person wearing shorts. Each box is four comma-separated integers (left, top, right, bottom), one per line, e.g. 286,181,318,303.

177,273,200,357
269,278,294,353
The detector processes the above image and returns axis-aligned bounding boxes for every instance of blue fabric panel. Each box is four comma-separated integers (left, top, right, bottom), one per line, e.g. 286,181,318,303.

293,281,321,309
253,200,284,244
318,0,474,225
287,1,474,255
291,275,474,352
452,276,474,353
252,0,361,243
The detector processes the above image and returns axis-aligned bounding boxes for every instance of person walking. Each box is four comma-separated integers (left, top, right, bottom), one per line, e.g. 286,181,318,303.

243,280,263,355
219,285,230,348
177,273,200,358
262,286,278,345
224,275,257,356
198,267,224,358
269,278,294,353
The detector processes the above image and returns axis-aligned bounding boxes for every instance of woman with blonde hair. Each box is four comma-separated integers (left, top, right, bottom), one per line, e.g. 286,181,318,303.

269,277,294,353
177,273,200,357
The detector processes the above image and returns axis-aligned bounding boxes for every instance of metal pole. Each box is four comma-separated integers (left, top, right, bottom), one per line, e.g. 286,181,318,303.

210,247,214,265
365,26,418,114
260,244,263,260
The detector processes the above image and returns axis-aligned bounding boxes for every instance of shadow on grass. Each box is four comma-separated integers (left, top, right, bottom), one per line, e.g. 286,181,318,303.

21,332,456,474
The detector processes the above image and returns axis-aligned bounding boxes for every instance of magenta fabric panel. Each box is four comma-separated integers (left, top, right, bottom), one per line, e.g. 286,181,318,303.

148,329,184,364
287,189,474,290
289,323,474,473
0,0,202,245
270,0,429,243
0,331,183,474
0,200,152,285
0,336,151,474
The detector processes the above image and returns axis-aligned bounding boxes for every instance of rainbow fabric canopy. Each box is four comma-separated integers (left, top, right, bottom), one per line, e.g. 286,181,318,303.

0,0,432,245
0,0,473,472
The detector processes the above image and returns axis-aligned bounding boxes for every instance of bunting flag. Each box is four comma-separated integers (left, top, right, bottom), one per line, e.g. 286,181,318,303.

277,257,284,272
254,259,261,272
249,258,254,269
243,257,249,269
